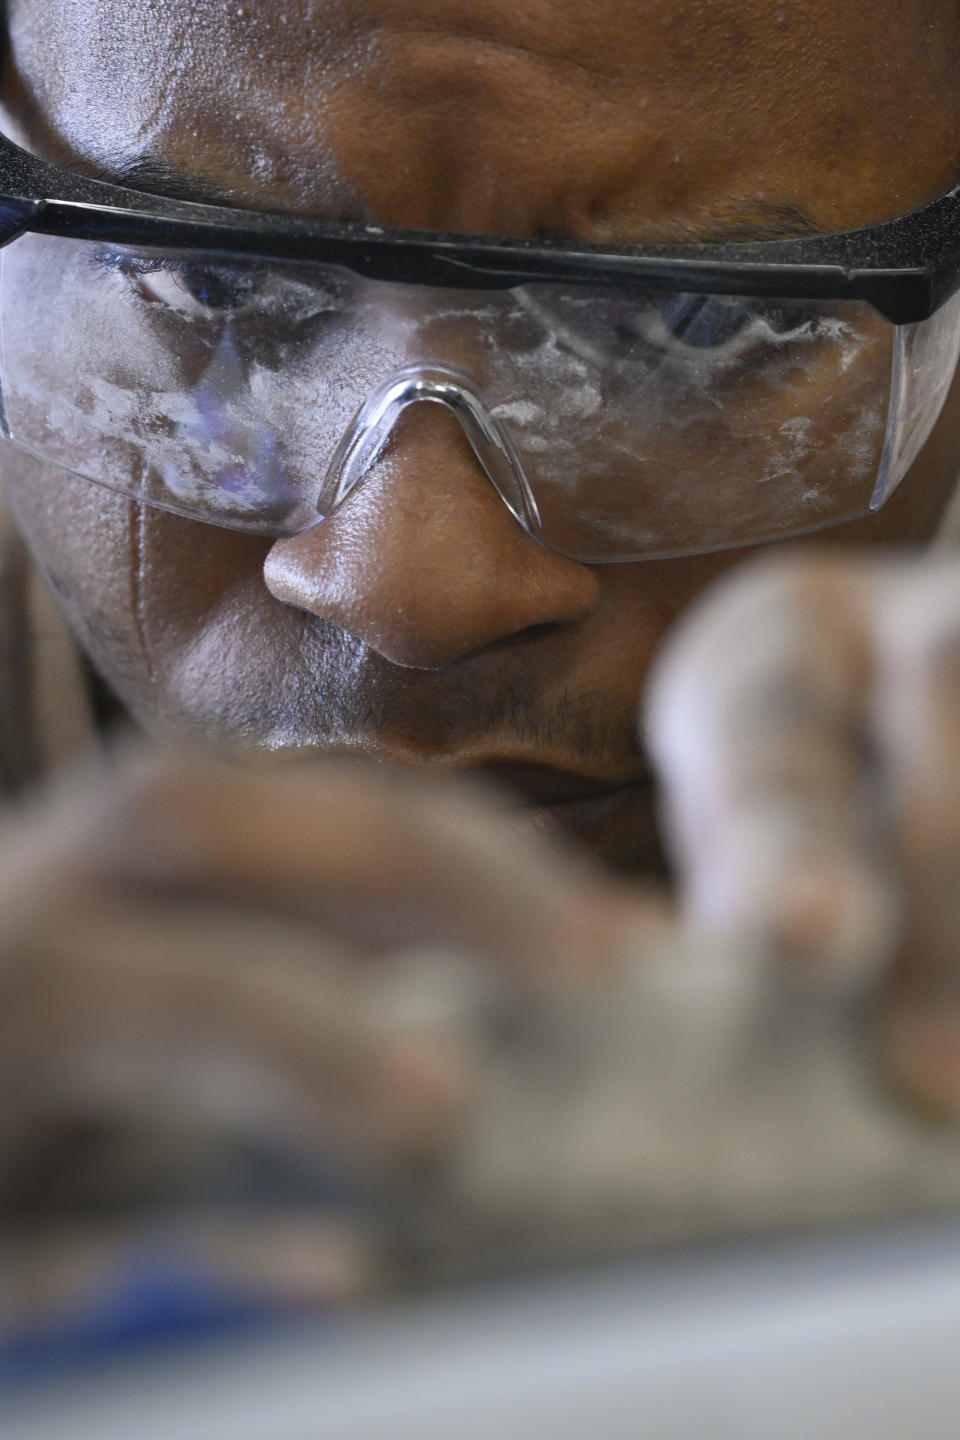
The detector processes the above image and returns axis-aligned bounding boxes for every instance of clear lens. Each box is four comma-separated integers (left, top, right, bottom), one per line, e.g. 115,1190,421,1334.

871,286,960,510
0,238,364,534
482,286,895,559
0,233,955,560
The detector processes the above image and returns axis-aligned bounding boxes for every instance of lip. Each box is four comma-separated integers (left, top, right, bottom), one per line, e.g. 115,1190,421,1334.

465,761,653,839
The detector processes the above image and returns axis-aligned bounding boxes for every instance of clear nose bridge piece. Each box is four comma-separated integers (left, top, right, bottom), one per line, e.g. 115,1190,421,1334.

317,362,541,531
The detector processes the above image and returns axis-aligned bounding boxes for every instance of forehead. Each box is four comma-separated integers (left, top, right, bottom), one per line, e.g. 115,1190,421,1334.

5,0,960,236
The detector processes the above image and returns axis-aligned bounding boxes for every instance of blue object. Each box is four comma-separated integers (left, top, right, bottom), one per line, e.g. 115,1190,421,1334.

0,1248,292,1384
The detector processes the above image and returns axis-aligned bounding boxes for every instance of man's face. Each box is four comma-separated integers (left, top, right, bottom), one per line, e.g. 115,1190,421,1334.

3,0,960,871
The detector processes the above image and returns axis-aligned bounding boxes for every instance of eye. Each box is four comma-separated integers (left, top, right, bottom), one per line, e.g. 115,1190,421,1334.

93,249,357,330
134,260,270,318
515,284,820,371
652,294,753,349
643,293,817,355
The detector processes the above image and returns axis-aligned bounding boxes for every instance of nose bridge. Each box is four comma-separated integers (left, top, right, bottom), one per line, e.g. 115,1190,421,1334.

263,388,600,669
318,362,540,533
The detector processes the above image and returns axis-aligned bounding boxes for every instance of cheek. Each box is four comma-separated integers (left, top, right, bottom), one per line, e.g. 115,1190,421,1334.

133,505,308,741
0,447,284,737
898,369,960,540
0,447,150,684
590,548,754,691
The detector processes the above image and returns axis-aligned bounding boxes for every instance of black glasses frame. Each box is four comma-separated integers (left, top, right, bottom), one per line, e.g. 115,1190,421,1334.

0,130,958,325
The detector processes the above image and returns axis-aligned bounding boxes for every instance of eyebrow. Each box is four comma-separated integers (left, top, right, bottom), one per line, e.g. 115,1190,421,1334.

100,154,830,244
699,200,827,242
104,154,250,209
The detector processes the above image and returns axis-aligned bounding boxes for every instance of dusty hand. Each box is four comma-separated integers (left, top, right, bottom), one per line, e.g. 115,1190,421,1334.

646,549,960,1110
0,750,651,1227
3,740,960,1292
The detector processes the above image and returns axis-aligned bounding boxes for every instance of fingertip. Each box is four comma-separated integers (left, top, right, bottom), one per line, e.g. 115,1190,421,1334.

524,886,675,988
769,860,898,986
875,1004,960,1117
373,1040,467,1158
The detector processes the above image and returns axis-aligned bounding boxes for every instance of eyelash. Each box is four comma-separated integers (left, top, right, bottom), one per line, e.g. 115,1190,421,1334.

515,286,825,380
92,250,270,315
91,250,358,334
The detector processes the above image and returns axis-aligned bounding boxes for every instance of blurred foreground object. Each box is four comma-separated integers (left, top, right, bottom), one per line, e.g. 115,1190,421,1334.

2,748,960,1345
6,1221,960,1440
647,551,960,1113
378,933,960,1278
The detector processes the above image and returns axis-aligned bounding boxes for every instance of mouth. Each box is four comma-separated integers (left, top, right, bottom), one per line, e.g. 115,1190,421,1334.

468,761,654,841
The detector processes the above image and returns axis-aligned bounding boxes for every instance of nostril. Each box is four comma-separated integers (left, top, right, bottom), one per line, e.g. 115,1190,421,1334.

487,621,562,651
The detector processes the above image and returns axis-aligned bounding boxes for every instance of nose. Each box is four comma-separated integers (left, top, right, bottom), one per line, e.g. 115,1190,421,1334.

263,400,600,668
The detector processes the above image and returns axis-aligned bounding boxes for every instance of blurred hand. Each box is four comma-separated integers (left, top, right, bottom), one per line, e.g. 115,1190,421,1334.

646,550,960,1112
0,747,657,1301
5,722,960,1297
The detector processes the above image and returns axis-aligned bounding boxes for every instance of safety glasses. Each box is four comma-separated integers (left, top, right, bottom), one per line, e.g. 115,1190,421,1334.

0,129,959,560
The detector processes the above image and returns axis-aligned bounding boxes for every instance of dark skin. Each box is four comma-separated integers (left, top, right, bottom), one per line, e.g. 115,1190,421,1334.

1,0,960,884
0,0,960,1256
